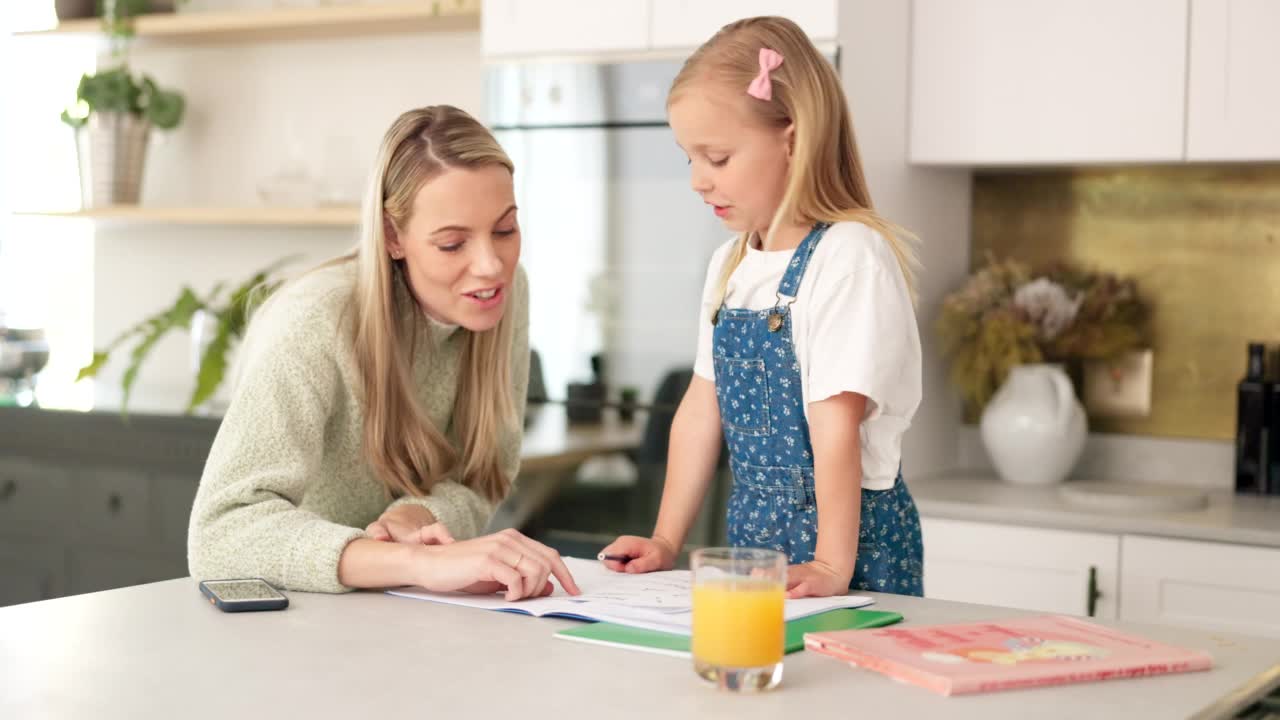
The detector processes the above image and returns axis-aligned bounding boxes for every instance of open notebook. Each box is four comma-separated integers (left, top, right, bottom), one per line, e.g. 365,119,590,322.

387,556,874,635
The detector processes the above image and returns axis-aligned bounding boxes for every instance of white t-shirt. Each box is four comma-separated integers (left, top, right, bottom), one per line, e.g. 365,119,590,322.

693,221,922,490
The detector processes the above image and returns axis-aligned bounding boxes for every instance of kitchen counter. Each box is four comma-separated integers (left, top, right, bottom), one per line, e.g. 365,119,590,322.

2,577,1278,719
911,473,1280,548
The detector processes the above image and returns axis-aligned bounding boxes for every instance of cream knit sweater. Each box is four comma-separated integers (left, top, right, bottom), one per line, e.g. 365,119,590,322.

188,261,529,592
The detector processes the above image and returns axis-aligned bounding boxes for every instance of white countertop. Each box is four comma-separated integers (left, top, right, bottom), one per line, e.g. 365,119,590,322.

3,578,1278,719
911,474,1280,548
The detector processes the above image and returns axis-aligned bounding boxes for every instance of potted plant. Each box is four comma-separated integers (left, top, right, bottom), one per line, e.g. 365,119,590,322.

936,257,1149,486
59,1,186,207
936,256,1149,415
76,258,296,416
60,65,185,207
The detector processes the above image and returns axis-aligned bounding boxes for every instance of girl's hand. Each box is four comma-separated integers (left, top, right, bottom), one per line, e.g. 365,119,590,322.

365,505,440,544
786,560,852,598
413,528,583,601
597,535,678,573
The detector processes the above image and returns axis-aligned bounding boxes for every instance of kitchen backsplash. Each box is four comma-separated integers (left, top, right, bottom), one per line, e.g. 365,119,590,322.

972,165,1280,441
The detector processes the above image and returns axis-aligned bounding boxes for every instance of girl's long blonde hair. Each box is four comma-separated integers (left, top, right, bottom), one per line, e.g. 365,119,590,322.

344,105,518,503
669,16,920,306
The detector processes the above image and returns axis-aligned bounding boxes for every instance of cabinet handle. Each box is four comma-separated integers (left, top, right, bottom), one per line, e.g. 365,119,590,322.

0,479,15,502
108,493,123,514
1087,565,1102,617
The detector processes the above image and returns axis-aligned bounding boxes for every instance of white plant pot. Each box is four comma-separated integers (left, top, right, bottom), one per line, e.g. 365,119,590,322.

979,363,1087,486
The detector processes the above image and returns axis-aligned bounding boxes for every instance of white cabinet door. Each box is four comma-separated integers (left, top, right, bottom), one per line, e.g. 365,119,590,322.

909,0,1188,165
1120,536,1280,639
482,0,652,57
1186,0,1280,160
649,0,838,50
922,517,1120,618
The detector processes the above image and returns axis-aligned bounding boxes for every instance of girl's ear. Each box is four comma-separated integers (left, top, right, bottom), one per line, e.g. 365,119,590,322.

384,215,404,259
784,122,796,161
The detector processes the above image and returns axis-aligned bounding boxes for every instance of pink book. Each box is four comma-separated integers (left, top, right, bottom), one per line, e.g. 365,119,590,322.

804,614,1213,696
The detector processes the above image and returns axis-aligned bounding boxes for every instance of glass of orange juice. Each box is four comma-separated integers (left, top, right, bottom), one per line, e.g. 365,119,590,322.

690,547,786,692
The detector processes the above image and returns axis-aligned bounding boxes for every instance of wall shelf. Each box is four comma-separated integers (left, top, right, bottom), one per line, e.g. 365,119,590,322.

14,206,360,227
13,1,479,44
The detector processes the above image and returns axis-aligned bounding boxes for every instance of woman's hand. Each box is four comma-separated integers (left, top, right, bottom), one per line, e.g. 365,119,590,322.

413,528,582,601
365,504,441,544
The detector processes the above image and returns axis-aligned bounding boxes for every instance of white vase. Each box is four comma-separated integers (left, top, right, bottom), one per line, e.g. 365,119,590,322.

980,363,1087,486
188,309,229,415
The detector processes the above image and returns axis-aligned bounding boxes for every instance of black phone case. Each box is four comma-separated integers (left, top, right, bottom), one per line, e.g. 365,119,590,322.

199,580,289,612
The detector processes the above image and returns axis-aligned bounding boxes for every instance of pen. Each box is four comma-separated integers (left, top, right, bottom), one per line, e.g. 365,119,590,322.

598,553,631,563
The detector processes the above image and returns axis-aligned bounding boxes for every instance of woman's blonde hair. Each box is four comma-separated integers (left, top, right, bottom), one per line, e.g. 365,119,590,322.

669,16,919,306
342,105,518,503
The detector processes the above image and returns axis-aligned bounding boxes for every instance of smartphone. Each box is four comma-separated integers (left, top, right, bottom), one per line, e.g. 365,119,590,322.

198,578,289,612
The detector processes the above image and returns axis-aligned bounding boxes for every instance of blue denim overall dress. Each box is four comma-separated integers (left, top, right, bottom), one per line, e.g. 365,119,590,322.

711,223,924,595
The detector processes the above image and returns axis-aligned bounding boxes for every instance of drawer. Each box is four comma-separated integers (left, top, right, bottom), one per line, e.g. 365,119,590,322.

922,517,1120,619
1120,535,1280,639
0,458,71,540
69,547,187,596
75,469,152,547
154,474,200,549
0,540,67,606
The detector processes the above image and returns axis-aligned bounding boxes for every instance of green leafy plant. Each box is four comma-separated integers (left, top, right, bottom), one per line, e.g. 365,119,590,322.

77,258,296,415
60,2,187,130
98,0,152,41
60,65,185,130
936,256,1149,415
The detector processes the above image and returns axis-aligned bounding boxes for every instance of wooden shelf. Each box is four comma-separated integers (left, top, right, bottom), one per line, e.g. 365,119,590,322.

14,206,361,227
13,1,479,43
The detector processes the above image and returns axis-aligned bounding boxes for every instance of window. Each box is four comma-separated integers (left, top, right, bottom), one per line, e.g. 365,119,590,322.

1,5,97,410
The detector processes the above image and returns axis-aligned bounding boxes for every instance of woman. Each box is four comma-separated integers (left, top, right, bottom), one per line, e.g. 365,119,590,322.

188,106,579,601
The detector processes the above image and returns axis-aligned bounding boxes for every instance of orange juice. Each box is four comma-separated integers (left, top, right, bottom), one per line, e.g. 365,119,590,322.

691,579,785,668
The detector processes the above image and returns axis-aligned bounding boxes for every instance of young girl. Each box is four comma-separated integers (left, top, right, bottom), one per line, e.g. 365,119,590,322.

189,106,579,600
600,17,924,598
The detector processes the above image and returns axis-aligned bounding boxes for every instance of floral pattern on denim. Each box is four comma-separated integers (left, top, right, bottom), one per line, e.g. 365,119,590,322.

713,222,924,596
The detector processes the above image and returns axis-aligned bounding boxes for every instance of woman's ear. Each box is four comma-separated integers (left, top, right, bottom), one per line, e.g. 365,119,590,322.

384,215,404,260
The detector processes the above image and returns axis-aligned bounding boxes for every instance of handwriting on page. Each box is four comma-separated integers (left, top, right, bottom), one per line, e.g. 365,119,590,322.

569,573,693,613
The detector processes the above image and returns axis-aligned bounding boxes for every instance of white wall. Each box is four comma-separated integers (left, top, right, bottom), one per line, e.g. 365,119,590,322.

1,14,98,409
90,31,484,412
839,0,973,477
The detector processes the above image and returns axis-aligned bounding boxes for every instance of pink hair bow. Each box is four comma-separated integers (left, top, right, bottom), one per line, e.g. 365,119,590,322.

746,48,784,101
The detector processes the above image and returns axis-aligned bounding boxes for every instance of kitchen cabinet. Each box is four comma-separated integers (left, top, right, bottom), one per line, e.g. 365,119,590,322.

648,0,836,50
1120,535,1280,639
909,0,1188,164
1185,0,1280,161
482,0,652,57
0,457,190,608
921,517,1120,618
484,0,835,57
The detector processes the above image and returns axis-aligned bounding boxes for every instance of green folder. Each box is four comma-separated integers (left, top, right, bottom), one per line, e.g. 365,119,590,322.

554,608,904,658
